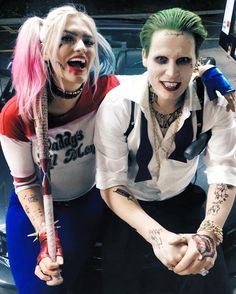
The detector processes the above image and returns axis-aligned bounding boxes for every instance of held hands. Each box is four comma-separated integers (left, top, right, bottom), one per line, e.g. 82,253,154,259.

148,228,217,276
149,228,188,270
170,232,217,276
35,229,64,286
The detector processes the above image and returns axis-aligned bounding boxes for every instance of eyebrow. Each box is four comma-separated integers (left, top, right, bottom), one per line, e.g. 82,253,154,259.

63,29,93,38
177,56,193,60
63,30,77,36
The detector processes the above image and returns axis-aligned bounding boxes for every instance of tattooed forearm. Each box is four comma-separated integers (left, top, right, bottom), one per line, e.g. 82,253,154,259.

27,194,40,203
114,188,135,200
207,184,230,215
18,188,45,232
20,191,44,222
25,211,43,225
22,193,40,203
23,202,44,218
149,229,163,249
25,205,30,215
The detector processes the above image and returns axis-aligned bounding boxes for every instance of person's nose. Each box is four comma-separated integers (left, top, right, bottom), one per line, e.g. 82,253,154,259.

165,61,180,79
74,39,87,53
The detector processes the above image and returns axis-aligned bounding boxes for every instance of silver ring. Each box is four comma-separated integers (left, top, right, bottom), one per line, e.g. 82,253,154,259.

200,268,209,276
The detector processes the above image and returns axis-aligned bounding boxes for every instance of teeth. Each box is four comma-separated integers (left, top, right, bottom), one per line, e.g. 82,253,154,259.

163,82,179,88
68,58,87,69
69,58,85,64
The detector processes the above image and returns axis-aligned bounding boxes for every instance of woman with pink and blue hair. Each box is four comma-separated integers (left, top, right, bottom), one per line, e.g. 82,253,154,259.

0,4,119,294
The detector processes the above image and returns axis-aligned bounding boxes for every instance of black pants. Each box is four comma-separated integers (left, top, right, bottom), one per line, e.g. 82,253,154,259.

101,184,232,294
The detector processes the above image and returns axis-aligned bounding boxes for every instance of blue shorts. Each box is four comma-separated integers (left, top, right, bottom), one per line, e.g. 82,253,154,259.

6,187,104,294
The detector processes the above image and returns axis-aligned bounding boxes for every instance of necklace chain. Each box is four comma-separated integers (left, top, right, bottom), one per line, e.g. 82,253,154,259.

149,93,182,181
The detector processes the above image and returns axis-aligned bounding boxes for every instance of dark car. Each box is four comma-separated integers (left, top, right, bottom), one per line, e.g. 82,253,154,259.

0,10,236,294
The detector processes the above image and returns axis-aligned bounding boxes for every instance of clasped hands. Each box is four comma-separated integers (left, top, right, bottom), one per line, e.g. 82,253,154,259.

151,230,217,276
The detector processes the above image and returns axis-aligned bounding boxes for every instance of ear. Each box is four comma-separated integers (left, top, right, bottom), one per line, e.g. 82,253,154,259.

142,48,147,68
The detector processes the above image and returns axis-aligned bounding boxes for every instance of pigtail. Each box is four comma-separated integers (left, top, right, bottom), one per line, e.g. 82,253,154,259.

12,16,47,122
97,33,116,77
89,32,115,87
88,32,115,98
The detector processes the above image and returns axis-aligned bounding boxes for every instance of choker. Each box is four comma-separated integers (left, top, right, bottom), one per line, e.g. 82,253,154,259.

49,80,84,99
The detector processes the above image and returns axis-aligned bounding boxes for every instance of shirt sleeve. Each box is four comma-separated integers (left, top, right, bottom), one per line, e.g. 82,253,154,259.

0,97,40,193
94,95,130,190
0,135,40,193
203,98,236,186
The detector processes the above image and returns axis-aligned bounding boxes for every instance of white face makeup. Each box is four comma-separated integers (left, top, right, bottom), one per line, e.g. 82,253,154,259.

142,29,196,106
56,16,96,91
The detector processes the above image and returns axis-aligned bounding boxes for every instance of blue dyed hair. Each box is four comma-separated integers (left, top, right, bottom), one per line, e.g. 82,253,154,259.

97,33,116,76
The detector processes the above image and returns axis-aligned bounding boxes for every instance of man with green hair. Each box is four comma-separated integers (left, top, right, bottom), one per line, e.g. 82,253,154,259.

95,8,235,294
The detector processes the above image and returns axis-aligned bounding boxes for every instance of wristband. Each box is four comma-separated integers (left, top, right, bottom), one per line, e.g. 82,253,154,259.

201,66,235,100
37,229,63,264
197,219,223,245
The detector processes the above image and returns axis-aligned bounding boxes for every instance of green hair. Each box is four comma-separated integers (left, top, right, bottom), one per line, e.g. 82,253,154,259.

140,7,207,58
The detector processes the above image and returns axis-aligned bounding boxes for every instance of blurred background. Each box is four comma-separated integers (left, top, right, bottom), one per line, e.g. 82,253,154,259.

0,0,226,17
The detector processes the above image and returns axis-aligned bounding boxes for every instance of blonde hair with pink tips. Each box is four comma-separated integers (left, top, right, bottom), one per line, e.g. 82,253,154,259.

12,16,47,122
12,5,106,122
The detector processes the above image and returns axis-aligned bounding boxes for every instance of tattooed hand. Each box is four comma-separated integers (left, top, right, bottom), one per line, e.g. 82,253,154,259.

192,234,215,259
173,233,217,276
149,228,188,270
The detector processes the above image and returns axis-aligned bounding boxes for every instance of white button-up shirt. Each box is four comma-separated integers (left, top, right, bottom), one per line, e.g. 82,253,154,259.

95,72,236,201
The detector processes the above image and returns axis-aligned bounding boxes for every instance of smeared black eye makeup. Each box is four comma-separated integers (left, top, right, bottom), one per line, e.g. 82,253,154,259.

176,57,192,65
155,56,168,64
82,36,95,47
60,30,95,47
61,33,76,44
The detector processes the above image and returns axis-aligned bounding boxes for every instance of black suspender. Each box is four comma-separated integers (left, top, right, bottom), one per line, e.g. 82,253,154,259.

124,100,135,142
184,78,212,160
195,77,204,139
